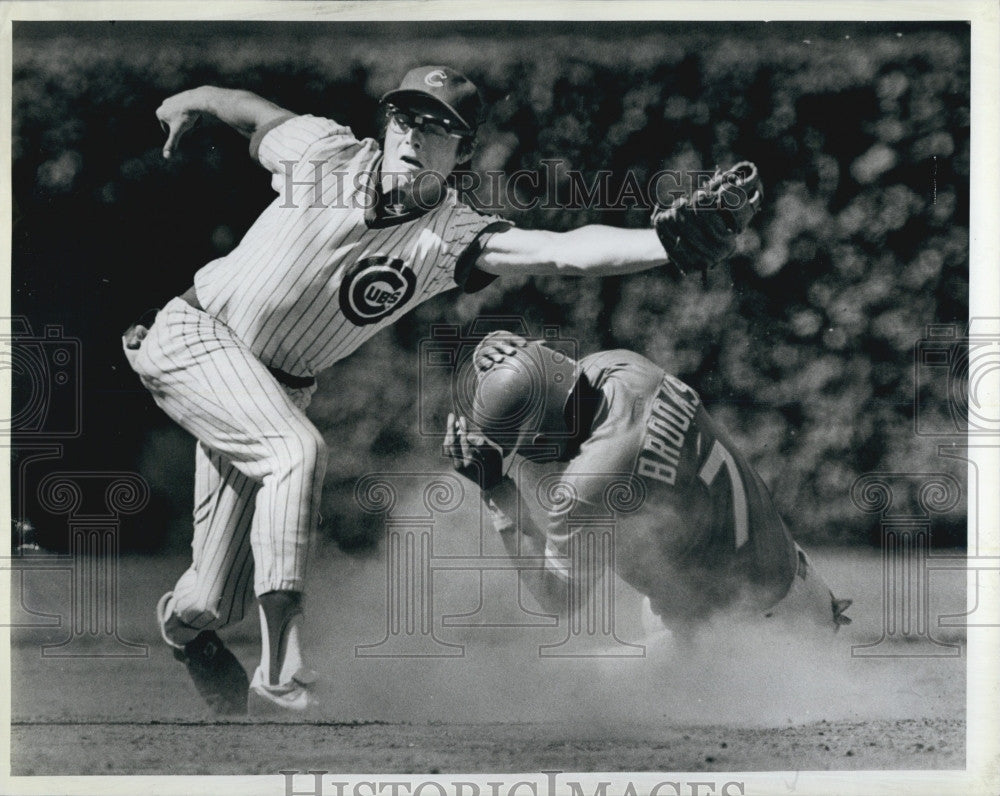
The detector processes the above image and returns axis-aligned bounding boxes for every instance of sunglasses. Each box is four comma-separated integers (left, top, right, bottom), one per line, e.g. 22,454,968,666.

385,105,472,140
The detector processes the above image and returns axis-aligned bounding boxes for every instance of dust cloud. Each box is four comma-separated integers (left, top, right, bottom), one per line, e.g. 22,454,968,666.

301,484,965,730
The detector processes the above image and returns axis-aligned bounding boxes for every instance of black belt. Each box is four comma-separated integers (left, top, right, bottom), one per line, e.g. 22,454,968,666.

177,287,316,390
267,366,316,390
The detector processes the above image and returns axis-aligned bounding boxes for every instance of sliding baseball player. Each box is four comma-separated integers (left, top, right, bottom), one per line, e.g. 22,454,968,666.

445,332,851,637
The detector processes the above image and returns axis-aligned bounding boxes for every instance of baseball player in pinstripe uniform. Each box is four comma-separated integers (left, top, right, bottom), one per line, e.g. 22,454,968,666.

445,332,852,638
124,66,742,714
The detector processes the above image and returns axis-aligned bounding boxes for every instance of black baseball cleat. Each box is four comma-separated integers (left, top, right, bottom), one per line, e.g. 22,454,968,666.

174,630,250,716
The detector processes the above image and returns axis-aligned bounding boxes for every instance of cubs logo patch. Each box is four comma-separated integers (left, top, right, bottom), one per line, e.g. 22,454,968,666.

339,255,417,326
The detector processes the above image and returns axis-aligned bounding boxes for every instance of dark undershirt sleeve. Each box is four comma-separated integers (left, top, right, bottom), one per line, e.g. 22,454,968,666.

453,220,514,294
248,113,298,162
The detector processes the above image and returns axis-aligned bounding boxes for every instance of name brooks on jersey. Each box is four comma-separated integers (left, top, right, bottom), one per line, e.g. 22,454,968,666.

636,373,701,486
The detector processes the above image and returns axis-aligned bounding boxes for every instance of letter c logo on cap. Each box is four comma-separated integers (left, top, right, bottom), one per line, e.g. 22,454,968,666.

424,69,448,87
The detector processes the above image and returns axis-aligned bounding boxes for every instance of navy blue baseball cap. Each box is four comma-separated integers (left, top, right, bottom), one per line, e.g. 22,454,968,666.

381,65,483,134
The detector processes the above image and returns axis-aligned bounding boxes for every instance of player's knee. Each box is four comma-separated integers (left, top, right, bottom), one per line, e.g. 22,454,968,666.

282,423,328,477
303,425,328,469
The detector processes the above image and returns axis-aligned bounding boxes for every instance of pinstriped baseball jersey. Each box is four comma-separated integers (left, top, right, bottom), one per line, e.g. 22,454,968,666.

194,114,507,377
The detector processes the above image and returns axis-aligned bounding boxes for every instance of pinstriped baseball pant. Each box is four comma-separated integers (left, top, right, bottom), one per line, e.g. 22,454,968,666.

124,297,326,632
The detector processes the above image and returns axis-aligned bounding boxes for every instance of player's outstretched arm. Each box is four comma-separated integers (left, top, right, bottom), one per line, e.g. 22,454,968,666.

156,86,292,159
473,161,763,279
473,225,668,278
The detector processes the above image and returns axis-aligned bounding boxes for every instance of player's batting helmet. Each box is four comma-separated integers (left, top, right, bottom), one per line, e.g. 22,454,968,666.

470,332,579,461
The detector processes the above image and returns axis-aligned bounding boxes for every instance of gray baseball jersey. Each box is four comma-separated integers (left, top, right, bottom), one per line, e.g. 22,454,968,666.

535,350,800,624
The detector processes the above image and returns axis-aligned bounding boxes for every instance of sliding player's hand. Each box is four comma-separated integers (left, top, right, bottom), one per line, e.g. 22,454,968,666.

444,412,504,491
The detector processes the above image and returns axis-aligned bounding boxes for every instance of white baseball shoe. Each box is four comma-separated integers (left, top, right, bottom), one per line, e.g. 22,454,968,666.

249,665,317,713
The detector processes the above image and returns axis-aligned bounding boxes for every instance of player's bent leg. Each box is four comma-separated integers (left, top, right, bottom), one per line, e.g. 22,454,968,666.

130,299,326,712
131,297,327,595
249,418,327,593
169,446,259,635
155,527,257,716
158,451,273,716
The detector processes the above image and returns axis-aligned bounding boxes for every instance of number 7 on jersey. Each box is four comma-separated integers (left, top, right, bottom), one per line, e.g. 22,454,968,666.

697,438,750,549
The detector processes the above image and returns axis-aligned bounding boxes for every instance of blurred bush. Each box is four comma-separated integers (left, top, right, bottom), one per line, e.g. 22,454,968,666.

12,22,968,549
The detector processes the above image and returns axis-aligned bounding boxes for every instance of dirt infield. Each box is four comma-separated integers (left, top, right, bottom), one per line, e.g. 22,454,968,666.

12,715,963,775
8,548,970,776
